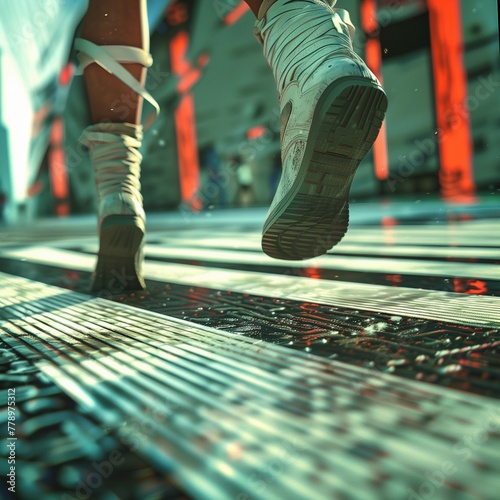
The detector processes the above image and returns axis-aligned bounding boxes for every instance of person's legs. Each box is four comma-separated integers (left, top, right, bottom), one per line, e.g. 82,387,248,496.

244,0,263,17
78,0,153,291
245,0,388,259
81,0,148,124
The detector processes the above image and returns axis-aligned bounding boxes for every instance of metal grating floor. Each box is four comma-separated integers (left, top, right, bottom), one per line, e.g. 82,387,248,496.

2,274,500,500
1,202,500,499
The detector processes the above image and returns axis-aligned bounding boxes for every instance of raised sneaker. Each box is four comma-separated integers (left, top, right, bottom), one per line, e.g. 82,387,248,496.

256,0,388,260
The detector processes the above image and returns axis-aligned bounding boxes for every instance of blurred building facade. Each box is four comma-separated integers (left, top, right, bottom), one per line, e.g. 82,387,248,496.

1,0,499,221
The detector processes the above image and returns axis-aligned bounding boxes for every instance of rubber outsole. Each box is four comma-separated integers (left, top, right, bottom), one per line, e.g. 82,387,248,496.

91,215,146,292
262,77,388,260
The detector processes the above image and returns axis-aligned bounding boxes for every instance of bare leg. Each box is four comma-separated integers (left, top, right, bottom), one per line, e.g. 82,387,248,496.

81,0,148,124
244,0,264,17
79,0,151,291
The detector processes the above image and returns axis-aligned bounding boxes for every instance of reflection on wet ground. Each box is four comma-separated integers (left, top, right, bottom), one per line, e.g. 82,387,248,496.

1,202,499,499
1,257,498,400
2,272,500,500
0,336,190,500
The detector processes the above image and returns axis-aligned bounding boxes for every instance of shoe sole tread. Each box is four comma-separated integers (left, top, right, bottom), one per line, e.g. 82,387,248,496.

262,77,387,260
92,215,145,291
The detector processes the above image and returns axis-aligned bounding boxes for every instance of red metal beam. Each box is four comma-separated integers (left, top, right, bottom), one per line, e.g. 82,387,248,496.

48,116,70,216
361,0,389,181
223,1,249,25
428,0,475,200
170,30,202,209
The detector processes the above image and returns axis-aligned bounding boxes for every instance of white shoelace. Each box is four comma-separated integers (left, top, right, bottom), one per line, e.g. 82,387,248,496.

80,123,143,202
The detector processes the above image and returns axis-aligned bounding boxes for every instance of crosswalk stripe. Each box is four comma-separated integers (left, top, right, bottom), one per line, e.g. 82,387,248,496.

2,272,500,500
3,246,500,327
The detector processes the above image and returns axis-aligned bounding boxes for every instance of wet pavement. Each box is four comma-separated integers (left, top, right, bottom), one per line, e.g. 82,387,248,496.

1,200,500,499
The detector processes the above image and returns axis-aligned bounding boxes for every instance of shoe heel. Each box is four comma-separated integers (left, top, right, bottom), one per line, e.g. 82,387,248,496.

92,215,146,292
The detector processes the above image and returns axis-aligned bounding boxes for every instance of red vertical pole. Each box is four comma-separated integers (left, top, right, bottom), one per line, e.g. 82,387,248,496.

428,0,475,201
48,116,70,216
170,30,201,209
167,0,203,210
223,1,249,25
360,0,389,181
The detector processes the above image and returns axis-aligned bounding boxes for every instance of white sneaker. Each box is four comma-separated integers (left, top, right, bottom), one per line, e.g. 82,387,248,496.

255,0,388,260
75,39,159,292
81,122,146,292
